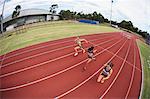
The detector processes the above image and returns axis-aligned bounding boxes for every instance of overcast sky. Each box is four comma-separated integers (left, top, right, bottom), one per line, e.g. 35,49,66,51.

0,0,150,33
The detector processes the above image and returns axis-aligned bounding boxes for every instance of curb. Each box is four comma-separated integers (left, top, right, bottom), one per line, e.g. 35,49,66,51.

136,40,144,99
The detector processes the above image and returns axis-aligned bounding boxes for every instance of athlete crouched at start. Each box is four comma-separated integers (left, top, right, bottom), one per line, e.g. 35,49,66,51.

97,62,114,83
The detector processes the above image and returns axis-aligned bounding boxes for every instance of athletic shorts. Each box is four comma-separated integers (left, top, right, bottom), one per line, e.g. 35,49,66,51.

101,70,109,77
78,44,83,49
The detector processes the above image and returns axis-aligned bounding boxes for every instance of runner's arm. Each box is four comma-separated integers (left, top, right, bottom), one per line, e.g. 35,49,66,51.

81,39,88,43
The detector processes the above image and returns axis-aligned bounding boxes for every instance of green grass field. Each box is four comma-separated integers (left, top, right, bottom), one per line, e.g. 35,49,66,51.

137,40,150,99
0,21,121,55
0,20,150,98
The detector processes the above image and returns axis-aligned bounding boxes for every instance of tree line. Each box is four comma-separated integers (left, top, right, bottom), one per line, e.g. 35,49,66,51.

59,10,150,40
11,4,149,40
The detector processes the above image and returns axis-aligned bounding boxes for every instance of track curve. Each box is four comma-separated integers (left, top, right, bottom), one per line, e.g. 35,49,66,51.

0,32,142,99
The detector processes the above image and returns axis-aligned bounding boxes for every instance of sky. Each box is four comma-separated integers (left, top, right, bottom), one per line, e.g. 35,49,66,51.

0,0,150,33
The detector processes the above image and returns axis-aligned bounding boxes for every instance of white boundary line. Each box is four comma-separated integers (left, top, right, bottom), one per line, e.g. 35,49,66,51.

100,39,132,99
125,40,136,99
90,40,142,72
1,34,97,60
3,40,72,60
54,38,128,99
137,40,144,99
2,36,115,67
0,36,124,91
0,59,88,92
55,66,104,99
2,33,113,60
0,37,120,78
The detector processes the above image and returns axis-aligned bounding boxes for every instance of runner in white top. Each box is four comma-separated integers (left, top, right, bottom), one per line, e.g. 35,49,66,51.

74,36,88,56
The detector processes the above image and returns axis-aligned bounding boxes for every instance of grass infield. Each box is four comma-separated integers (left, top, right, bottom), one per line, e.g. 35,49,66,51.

137,40,150,99
0,21,121,55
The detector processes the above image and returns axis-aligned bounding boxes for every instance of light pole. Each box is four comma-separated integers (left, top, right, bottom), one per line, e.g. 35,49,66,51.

1,0,6,33
110,0,113,26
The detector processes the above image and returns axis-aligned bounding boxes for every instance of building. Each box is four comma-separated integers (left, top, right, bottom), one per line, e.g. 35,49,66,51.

0,8,59,32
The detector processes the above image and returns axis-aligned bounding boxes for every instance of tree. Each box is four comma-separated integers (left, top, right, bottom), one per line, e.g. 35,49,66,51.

132,27,138,33
59,10,75,20
104,18,109,23
12,10,17,18
97,13,104,23
59,10,105,23
92,11,98,20
12,5,21,18
15,5,21,12
118,20,134,31
58,9,149,40
50,4,58,20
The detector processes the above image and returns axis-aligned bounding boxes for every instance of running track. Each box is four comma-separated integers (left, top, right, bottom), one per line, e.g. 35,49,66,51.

0,32,142,99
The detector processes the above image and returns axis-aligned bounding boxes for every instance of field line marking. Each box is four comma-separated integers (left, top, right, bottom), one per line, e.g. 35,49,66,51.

54,38,128,99
0,37,119,78
0,37,123,91
125,40,136,99
89,39,142,72
3,40,72,60
2,35,115,67
100,39,132,99
136,39,144,99
2,33,113,60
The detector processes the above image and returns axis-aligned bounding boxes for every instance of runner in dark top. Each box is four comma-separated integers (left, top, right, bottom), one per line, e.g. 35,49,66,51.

83,46,97,70
97,62,114,83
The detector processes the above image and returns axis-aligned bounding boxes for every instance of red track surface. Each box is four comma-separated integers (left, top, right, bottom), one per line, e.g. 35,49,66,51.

0,32,142,99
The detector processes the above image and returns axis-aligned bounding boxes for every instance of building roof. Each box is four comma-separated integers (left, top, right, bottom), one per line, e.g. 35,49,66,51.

3,8,58,23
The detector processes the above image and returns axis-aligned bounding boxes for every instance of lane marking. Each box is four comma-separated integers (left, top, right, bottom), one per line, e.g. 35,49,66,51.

3,40,72,60
136,39,144,99
100,39,132,99
2,33,114,61
89,40,142,72
55,38,128,99
0,37,120,78
2,36,115,67
125,40,136,99
0,37,124,91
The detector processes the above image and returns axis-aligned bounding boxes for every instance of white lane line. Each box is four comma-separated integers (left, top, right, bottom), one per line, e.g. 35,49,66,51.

0,37,119,78
3,40,72,60
125,41,136,99
54,38,128,99
2,33,113,60
2,36,115,67
90,39,142,72
100,39,132,99
55,66,104,99
0,59,88,92
136,39,144,99
0,37,123,91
